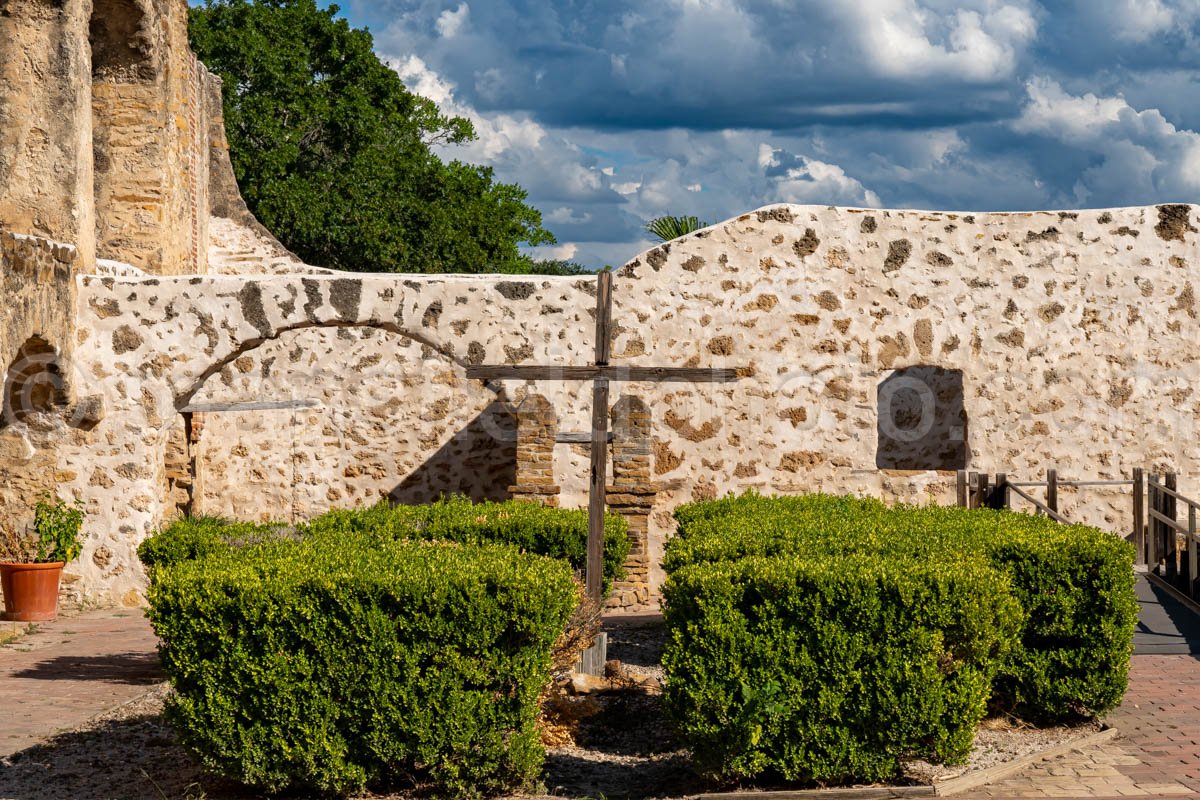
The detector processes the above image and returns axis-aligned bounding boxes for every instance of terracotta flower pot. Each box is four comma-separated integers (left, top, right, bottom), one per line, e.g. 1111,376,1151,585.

0,561,65,622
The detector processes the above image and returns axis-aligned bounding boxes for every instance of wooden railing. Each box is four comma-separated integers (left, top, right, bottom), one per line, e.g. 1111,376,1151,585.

1146,474,1199,600
956,468,1199,602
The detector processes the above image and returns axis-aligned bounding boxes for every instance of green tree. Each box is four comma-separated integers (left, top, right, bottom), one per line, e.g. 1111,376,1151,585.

645,215,709,242
190,0,556,273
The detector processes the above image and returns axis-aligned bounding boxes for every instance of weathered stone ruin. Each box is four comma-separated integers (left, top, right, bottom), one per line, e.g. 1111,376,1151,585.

2,0,1200,609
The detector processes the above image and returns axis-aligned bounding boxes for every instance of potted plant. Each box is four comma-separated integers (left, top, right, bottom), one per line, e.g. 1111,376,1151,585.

0,495,84,621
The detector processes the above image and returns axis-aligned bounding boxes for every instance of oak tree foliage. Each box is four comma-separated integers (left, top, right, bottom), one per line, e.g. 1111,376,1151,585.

190,0,559,273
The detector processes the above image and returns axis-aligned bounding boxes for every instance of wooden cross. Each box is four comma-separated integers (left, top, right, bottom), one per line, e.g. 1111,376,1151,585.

466,271,741,600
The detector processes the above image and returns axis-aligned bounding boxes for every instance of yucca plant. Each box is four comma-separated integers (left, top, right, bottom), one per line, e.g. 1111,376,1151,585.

645,215,709,242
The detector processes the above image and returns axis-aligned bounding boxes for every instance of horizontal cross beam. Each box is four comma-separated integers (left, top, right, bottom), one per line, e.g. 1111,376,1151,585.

180,399,320,413
465,365,741,383
556,431,613,444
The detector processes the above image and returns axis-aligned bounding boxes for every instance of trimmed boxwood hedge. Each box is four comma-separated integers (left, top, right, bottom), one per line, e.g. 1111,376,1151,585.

303,496,629,592
662,493,1137,784
140,495,630,592
147,534,577,797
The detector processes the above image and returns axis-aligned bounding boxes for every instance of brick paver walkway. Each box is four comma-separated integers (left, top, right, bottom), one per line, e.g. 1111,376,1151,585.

0,608,160,758
976,654,1200,798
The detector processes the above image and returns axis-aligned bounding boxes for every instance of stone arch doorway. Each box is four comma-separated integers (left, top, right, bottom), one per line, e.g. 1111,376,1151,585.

173,324,517,523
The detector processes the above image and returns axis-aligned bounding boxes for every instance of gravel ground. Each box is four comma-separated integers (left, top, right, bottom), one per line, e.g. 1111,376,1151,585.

0,617,1096,800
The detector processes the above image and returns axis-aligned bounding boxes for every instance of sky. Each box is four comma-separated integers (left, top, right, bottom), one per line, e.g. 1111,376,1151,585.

300,1,1200,267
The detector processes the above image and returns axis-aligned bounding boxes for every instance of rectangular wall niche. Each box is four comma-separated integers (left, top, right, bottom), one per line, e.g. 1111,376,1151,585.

875,366,968,470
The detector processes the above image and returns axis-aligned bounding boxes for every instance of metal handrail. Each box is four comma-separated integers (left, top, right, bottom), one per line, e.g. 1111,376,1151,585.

1008,483,1071,524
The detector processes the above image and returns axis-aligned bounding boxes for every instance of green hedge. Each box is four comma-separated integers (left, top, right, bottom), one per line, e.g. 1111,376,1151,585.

140,496,628,592
662,493,1137,783
147,535,577,797
665,555,1020,784
137,515,290,573
303,496,630,592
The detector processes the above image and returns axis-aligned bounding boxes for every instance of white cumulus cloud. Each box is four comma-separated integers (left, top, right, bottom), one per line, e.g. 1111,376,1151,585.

1013,77,1200,202
839,0,1037,82
435,3,470,38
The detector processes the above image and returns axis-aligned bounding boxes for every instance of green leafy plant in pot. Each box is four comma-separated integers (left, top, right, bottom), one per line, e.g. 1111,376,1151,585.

0,495,84,621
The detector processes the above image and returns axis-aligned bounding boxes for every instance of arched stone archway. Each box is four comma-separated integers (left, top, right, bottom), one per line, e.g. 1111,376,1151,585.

64,270,596,597
179,325,518,522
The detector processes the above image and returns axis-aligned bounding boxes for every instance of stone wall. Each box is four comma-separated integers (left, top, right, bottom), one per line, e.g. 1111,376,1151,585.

60,270,597,602
0,0,97,266
0,232,85,556
609,203,1200,587
91,0,212,275
0,0,211,276
190,326,520,520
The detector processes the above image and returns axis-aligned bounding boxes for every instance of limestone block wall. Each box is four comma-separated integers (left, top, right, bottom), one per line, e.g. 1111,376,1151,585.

0,232,83,558
0,0,97,265
191,327,518,520
48,201,1200,606
91,0,213,275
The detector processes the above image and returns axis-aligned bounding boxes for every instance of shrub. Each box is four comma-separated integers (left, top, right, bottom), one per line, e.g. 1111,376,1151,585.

662,494,1137,783
137,515,291,573
147,534,577,797
32,495,85,563
664,554,1021,783
301,496,630,592
141,497,630,593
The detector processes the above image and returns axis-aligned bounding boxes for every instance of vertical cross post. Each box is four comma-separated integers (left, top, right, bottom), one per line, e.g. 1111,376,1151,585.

586,271,613,601
1149,474,1161,569
975,472,990,510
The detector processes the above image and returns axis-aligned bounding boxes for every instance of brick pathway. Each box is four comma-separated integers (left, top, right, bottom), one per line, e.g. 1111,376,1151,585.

0,608,160,758
976,655,1200,798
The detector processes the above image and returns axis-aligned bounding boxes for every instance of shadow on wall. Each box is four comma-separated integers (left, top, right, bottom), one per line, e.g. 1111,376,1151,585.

388,400,518,504
876,365,969,471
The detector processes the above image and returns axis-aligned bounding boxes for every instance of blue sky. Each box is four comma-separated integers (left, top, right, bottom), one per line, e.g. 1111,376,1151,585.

220,1,1200,268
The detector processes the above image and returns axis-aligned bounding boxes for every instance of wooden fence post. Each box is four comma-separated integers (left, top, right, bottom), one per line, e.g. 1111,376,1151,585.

956,470,968,508
991,473,1009,510
1046,468,1058,516
1132,468,1144,567
1166,472,1179,579
1149,474,1161,569
1189,506,1197,599
977,473,991,510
